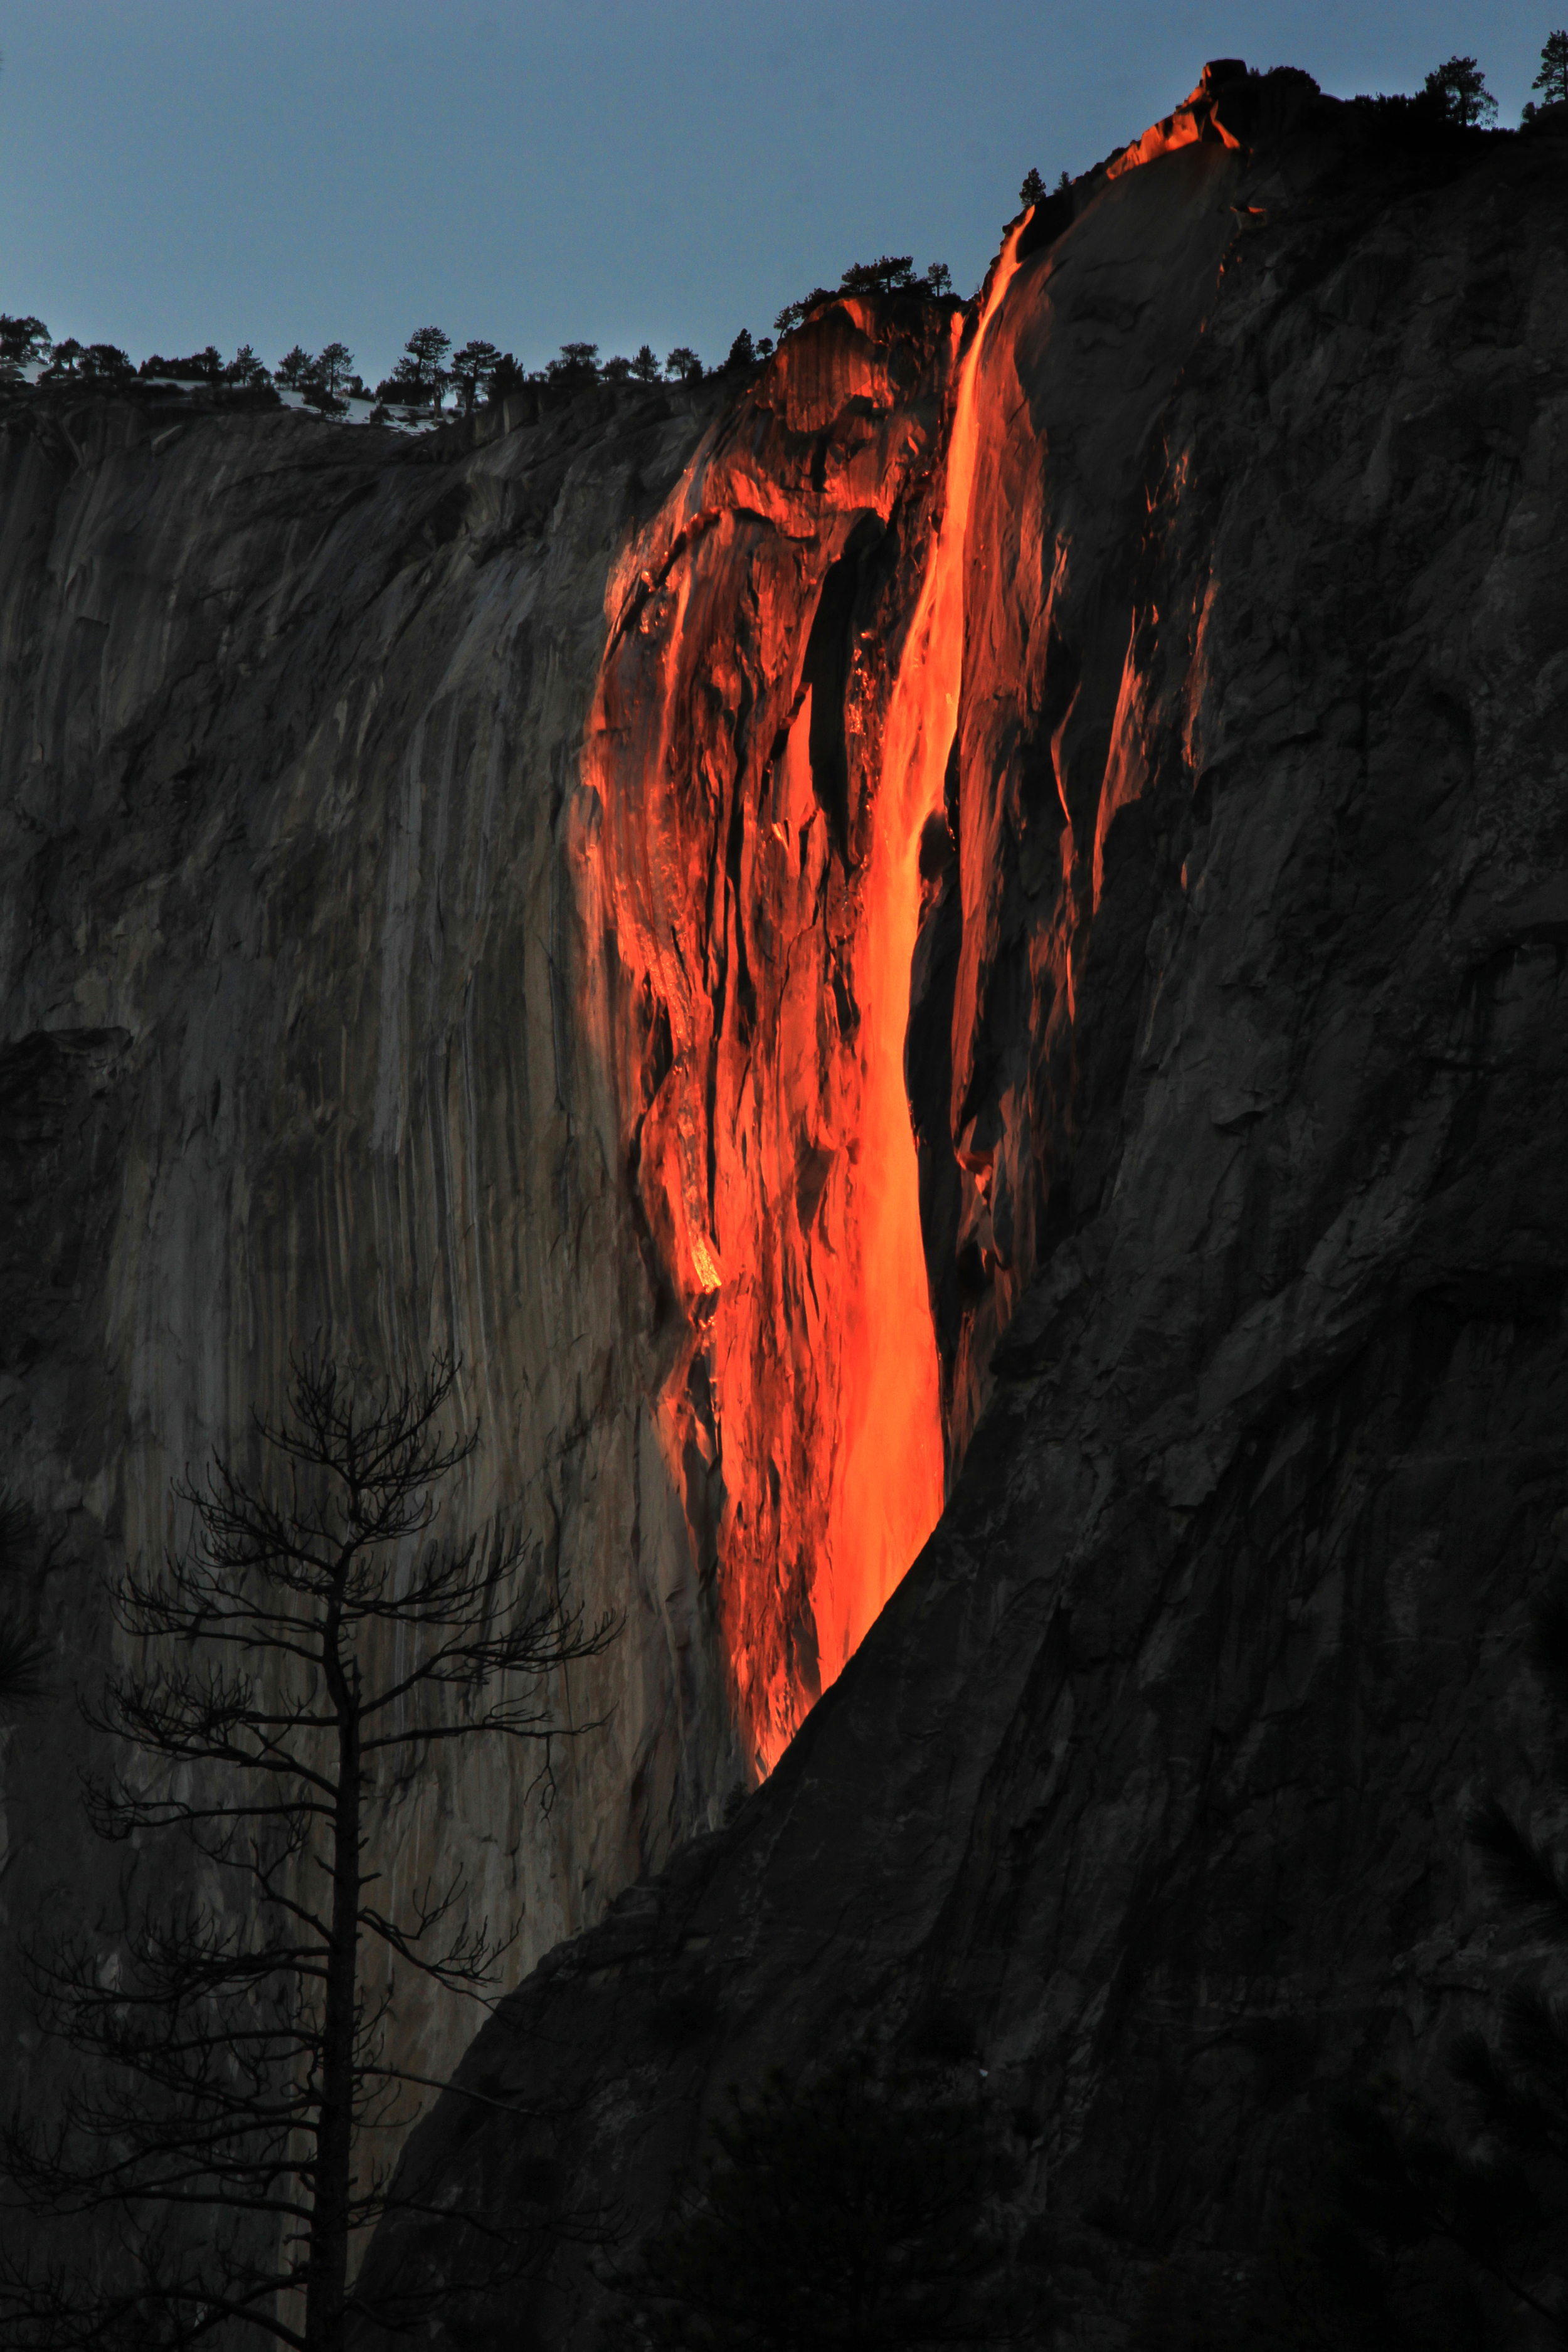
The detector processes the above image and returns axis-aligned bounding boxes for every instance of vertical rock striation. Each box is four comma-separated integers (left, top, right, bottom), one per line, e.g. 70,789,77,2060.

0,379,750,2127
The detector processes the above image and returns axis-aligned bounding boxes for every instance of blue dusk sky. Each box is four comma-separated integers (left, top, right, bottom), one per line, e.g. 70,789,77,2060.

0,2,1554,384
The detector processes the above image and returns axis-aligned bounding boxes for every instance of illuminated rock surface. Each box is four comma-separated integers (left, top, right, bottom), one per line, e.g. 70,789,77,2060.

578,292,959,1771
352,80,1568,2345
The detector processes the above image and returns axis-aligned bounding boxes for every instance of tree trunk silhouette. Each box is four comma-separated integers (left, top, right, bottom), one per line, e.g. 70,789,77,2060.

0,1351,618,2351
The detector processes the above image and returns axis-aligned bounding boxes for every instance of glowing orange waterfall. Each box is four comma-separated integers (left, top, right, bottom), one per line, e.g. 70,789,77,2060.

818,225,1030,1692
582,245,1029,1777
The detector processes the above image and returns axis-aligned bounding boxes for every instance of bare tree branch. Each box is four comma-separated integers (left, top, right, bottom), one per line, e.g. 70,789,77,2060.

3,1351,621,2352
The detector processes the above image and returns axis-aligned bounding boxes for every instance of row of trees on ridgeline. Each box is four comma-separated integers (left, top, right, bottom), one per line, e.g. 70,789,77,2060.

1406,38,1567,126
0,317,740,416
4,33,1565,425
0,274,964,425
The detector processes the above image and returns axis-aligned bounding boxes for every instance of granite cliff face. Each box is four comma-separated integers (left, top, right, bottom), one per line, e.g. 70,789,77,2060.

354,74,1568,2346
6,62,1568,2347
0,369,743,2116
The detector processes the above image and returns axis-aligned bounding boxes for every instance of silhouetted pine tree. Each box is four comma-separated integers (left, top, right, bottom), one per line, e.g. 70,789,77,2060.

1530,29,1568,113
0,1352,618,2352
1423,53,1498,127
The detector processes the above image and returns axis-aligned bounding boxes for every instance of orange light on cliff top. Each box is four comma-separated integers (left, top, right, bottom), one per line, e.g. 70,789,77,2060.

811,220,1032,1702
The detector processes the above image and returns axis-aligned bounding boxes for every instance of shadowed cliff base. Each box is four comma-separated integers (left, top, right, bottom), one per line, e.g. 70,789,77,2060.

347,72,1568,2350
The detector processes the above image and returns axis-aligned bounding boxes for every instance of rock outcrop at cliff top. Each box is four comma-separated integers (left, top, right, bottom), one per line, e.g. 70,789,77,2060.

351,68,1568,2346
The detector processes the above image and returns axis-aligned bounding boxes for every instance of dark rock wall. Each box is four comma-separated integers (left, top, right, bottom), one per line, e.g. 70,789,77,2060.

0,381,744,2126
355,97,1568,2346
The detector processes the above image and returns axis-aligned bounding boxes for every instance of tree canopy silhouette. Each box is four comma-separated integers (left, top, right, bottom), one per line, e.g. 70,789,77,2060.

314,341,354,398
0,314,50,383
1532,29,1568,110
384,325,452,410
547,341,600,386
450,338,501,414
773,254,951,339
1423,53,1498,127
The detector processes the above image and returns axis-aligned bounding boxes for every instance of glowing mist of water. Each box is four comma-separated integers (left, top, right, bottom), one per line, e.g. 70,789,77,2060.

815,221,1031,1688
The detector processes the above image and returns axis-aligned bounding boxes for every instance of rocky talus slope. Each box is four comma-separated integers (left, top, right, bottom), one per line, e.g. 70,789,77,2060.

4,61,1568,2347
351,74,1568,2348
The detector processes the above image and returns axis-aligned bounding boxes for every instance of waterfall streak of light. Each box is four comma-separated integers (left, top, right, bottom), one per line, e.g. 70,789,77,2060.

816,222,1030,1692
